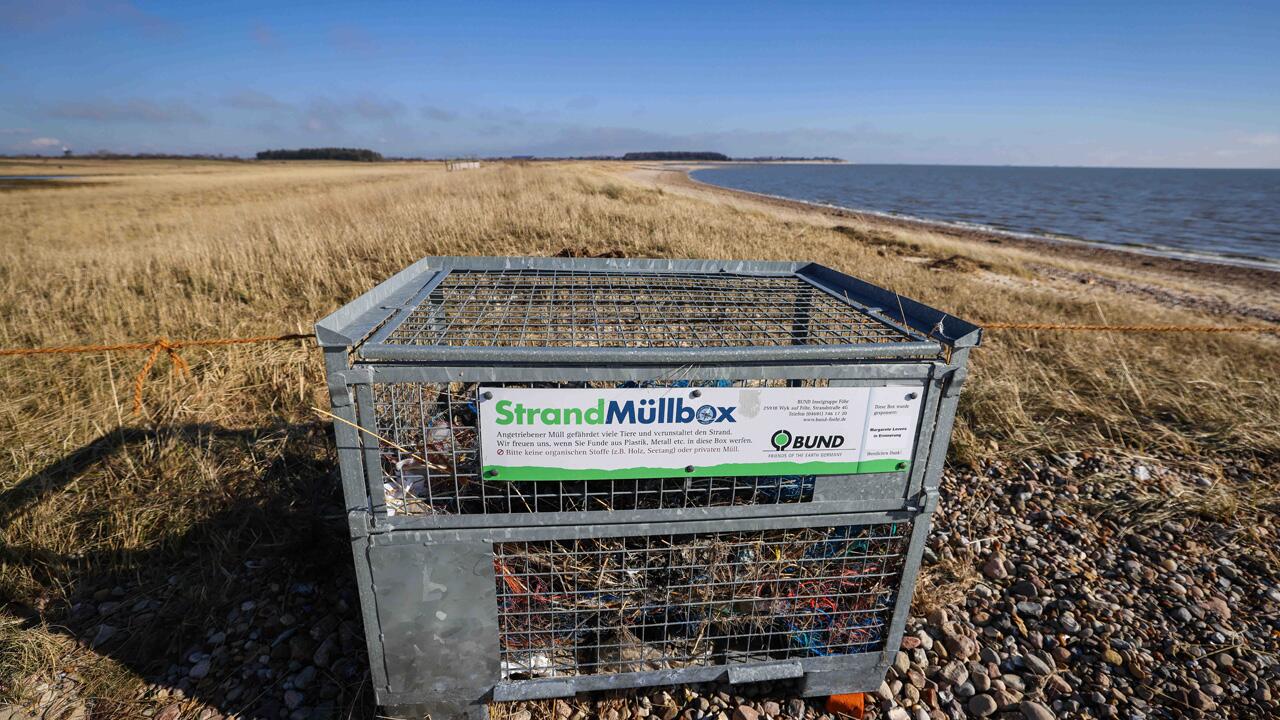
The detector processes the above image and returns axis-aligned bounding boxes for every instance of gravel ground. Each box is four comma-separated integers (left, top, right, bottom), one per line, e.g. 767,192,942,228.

4,452,1277,720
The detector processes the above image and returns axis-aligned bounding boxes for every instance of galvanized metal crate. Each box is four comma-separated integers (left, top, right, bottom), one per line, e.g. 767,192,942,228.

316,257,980,719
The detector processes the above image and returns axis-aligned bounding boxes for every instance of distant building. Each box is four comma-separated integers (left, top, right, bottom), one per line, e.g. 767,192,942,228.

446,160,481,171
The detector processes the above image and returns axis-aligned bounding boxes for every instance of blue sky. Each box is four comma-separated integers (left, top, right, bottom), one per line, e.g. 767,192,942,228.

2,1,1278,166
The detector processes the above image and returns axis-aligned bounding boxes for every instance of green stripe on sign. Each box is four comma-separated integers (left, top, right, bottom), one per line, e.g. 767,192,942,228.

482,459,909,481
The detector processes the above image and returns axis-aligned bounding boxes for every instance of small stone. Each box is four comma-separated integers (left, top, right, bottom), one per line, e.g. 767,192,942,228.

188,660,211,680
1047,675,1072,695
915,631,933,651
945,634,977,660
288,634,314,662
956,682,976,698
787,700,805,720
972,670,992,693
983,555,1008,580
761,702,780,717
939,660,969,687
1015,601,1044,618
886,709,910,720
1020,701,1055,720
1023,655,1052,676
991,688,1022,710
1102,649,1123,666
312,635,337,668
1131,465,1151,481
91,625,117,648
293,665,316,688
1201,598,1231,620
1009,580,1038,598
894,651,911,674
732,706,759,720
1187,690,1215,711
874,681,893,702
967,695,998,717
903,683,920,704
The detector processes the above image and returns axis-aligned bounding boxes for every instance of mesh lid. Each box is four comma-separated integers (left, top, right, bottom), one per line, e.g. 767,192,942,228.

381,269,926,350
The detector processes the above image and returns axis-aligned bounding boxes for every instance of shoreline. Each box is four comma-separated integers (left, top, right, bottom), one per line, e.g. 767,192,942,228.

688,168,1280,273
646,163,1280,292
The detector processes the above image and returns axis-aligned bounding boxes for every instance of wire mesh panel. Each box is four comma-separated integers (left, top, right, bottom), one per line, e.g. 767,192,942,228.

384,270,925,349
493,523,911,680
372,380,827,515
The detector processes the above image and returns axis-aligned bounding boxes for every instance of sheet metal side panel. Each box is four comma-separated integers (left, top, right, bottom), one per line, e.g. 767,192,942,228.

797,263,982,347
367,539,499,715
315,258,445,347
361,267,455,347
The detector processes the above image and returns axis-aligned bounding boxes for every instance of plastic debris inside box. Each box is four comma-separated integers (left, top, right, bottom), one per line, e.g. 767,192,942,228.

492,524,911,679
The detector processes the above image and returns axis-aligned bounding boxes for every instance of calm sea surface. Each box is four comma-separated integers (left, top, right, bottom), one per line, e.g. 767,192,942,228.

691,164,1280,267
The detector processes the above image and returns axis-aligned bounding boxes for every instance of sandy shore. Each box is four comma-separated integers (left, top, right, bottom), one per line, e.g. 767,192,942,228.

625,163,1280,323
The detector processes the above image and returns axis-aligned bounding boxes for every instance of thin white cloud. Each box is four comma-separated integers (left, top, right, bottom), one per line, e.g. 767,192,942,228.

224,89,290,111
28,136,62,147
421,105,458,122
50,98,206,124
1241,133,1279,147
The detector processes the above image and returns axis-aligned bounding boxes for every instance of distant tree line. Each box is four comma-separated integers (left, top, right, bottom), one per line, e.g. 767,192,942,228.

49,151,246,161
621,151,731,161
736,156,844,162
256,148,383,162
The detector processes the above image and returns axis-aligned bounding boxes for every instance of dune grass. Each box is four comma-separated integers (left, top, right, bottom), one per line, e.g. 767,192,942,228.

0,158,1276,715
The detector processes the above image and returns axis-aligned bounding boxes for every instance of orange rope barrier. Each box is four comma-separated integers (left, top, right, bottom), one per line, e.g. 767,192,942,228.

0,333,311,414
0,322,1273,415
984,323,1277,333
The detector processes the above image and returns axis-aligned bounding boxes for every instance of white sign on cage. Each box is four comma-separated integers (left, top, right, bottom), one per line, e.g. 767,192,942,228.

478,385,923,481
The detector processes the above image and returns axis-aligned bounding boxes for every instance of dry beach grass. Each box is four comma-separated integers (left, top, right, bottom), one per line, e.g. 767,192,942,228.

0,158,1277,718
